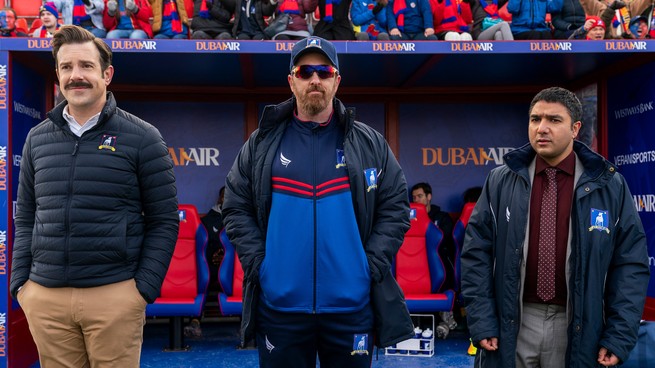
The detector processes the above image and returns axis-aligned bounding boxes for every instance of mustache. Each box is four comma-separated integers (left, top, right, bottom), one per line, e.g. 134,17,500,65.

306,86,325,94
65,82,93,90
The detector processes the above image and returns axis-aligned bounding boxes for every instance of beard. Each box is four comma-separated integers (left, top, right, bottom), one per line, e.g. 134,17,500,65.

297,86,331,117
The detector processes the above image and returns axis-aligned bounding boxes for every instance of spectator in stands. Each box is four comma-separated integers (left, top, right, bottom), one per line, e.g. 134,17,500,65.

386,0,437,40
267,0,315,40
550,0,586,39
10,25,178,367
0,7,28,37
506,0,562,39
312,0,356,39
53,0,106,37
222,0,277,40
469,0,513,40
150,0,190,39
411,182,458,334
461,87,649,367
190,0,233,39
629,16,650,39
223,36,413,366
104,0,153,39
430,0,473,40
32,3,60,38
568,15,606,40
579,0,650,39
351,0,390,40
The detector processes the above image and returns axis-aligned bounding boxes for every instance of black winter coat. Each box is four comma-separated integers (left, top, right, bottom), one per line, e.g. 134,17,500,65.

223,97,413,347
10,93,179,303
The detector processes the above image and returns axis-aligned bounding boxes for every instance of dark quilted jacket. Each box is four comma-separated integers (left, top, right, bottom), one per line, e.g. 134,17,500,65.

10,93,179,303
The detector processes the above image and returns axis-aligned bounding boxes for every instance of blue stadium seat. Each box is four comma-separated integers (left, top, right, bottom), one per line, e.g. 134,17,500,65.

217,229,243,316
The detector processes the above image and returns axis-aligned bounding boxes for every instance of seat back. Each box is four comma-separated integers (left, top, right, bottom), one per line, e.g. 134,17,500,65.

159,204,209,299
218,229,244,299
452,202,475,294
396,203,445,295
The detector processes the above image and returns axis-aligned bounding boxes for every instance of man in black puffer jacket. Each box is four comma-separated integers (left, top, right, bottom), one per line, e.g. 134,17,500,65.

10,25,178,367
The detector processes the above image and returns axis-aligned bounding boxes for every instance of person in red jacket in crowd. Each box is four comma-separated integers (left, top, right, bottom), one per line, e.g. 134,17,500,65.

430,0,473,40
104,0,153,38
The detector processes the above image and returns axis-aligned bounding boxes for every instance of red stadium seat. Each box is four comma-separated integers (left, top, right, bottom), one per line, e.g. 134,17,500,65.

146,204,209,351
217,228,244,316
10,0,42,18
394,203,455,313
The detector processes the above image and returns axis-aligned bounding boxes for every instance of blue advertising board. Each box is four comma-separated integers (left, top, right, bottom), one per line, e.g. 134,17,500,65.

121,101,244,211
398,102,527,213
607,61,655,320
0,50,9,367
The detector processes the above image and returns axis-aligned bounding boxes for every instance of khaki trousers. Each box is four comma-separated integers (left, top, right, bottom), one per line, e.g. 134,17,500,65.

17,279,147,368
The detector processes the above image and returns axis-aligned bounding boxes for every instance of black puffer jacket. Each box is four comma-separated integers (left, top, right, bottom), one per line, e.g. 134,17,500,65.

10,93,179,303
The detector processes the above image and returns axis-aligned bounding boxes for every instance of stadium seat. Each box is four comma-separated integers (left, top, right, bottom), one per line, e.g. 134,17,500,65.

394,203,455,313
15,18,28,34
146,204,209,351
217,228,244,316
452,201,475,299
10,0,41,18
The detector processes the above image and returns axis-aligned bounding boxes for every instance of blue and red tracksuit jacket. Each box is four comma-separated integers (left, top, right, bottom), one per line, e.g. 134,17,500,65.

259,114,371,314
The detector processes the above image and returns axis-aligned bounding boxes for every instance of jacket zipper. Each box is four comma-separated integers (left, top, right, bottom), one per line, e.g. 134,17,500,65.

312,128,318,314
65,139,81,279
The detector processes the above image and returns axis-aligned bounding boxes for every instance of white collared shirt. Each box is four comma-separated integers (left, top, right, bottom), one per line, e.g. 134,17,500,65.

63,105,101,137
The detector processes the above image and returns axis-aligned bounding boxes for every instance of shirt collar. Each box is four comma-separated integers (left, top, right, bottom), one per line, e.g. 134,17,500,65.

535,149,576,176
63,105,101,137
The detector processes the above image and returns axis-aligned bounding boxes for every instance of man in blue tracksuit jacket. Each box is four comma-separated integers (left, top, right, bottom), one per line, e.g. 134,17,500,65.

461,87,649,368
223,37,413,367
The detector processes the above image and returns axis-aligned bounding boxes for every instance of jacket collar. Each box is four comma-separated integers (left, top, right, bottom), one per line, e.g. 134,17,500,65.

504,140,614,183
48,92,117,132
260,97,355,132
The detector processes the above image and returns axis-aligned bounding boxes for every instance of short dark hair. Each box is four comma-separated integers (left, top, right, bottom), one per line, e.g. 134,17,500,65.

52,25,112,72
411,182,432,196
529,87,582,124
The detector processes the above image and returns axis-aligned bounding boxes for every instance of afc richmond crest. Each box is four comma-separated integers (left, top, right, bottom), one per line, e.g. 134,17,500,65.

336,149,346,169
588,208,610,234
409,208,417,221
364,168,378,192
98,135,117,151
178,209,187,223
350,334,369,355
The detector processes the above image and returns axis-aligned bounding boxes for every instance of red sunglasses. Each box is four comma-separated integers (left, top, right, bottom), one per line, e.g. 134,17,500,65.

291,65,338,80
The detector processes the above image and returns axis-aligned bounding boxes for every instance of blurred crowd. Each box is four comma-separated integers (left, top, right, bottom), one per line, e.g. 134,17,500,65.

2,0,653,42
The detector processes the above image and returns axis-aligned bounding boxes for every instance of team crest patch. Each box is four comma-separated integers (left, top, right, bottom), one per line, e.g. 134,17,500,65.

589,208,610,234
364,168,378,192
98,135,117,151
336,149,346,169
350,334,369,355
178,209,187,222
409,208,417,221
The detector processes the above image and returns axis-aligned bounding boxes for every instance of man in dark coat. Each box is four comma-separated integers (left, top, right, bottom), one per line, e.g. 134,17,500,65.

223,36,413,367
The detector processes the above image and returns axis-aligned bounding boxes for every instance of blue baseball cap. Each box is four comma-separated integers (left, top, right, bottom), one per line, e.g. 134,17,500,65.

289,37,339,72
